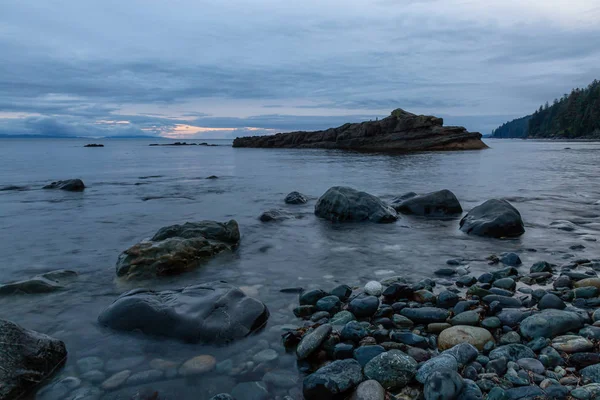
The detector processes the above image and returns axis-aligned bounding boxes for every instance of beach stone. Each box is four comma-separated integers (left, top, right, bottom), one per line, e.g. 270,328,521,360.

414,289,436,303
500,253,522,266
435,268,457,276
300,289,328,305
481,317,501,329
77,357,104,374
364,350,417,390
334,343,355,360
438,291,459,309
101,370,131,390
259,209,294,222
126,369,163,385
496,310,531,327
115,220,240,278
341,321,368,342
571,383,600,400
531,261,553,273
574,278,600,289
428,322,451,333
580,364,600,383
493,278,516,291
491,267,519,280
538,293,566,310
517,358,545,374
459,199,524,238
354,345,386,367
552,335,594,353
253,349,278,364
311,311,330,322
297,324,332,359
458,276,478,287
331,285,352,302
442,343,479,366
285,191,308,204
457,379,483,400
314,186,398,223
392,189,462,217
231,381,269,400
424,368,464,400
580,326,600,340
482,295,521,308
0,319,67,400
293,305,316,318
316,295,341,313
400,307,449,324
489,344,535,362
499,331,521,345
364,281,383,296
486,357,508,375
520,309,584,339
416,354,458,383
393,314,414,329
504,386,544,399
179,355,216,376
450,310,481,326
438,325,494,351
390,331,428,348
331,310,355,325
383,284,413,301
554,275,572,289
349,379,386,400
569,353,600,369
43,179,85,191
303,359,364,399
571,286,599,299
348,296,380,318
262,370,299,388
98,281,269,343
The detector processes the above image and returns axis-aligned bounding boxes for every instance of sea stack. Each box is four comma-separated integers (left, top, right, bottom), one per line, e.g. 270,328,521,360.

233,108,487,152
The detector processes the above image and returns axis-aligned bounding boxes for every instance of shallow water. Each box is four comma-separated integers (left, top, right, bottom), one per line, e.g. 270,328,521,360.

0,138,599,399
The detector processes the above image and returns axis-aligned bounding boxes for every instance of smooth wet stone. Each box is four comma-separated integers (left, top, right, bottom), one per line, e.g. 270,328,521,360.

496,309,531,328
43,179,85,191
126,369,164,386
489,344,535,362
101,370,131,390
552,335,594,353
442,343,479,366
454,300,479,314
459,199,524,238
486,357,508,375
393,314,414,329
517,358,545,374
450,310,481,326
333,343,355,360
437,291,459,309
259,208,295,222
341,321,368,342
527,337,550,351
520,309,584,339
428,322,451,333
408,347,431,363
539,346,564,368
457,378,483,400
554,275,572,290
303,359,364,399
300,289,328,305
311,311,330,322
424,368,464,400
571,383,600,400
491,267,519,280
499,331,521,345
400,307,449,324
500,253,522,266
331,310,355,325
263,370,299,388
285,191,308,204
316,295,341,313
179,355,216,376
569,353,600,369
81,370,106,383
416,354,458,383
294,305,316,318
297,324,332,359
489,287,514,297
392,189,462,217
364,281,383,296
390,331,428,348
438,325,494,351
482,295,521,308
253,349,278,364
354,345,386,367
580,326,600,340
315,186,398,223
77,357,104,374
98,282,269,343
574,278,600,289
231,381,269,400
505,368,529,386
331,285,352,302
349,379,386,400
569,286,600,300
538,293,566,310
364,350,417,390
348,296,380,318
581,364,600,383
481,317,501,329
414,289,436,303
530,261,553,273
457,276,478,287
383,284,413,301
493,278,516,291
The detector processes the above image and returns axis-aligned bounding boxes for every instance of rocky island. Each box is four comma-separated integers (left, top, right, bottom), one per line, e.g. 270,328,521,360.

233,109,486,152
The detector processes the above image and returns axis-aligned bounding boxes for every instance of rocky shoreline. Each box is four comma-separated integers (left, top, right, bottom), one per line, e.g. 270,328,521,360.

233,109,487,153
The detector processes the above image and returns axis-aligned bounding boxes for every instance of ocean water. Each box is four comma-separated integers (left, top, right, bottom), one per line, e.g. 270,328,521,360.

1,137,599,399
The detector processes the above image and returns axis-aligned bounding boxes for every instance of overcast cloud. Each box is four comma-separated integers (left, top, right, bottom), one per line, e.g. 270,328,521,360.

0,0,599,138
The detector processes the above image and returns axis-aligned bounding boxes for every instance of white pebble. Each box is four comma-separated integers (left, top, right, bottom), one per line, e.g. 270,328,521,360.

364,281,383,296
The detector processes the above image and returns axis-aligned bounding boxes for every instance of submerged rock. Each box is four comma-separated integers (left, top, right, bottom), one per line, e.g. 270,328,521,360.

0,319,67,399
115,220,240,279
233,108,486,152
285,191,308,204
314,186,398,223
98,281,269,343
0,270,77,296
392,189,462,218
259,209,294,222
459,199,524,238
43,179,85,192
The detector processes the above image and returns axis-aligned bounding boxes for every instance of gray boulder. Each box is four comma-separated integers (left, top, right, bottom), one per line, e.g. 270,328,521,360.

392,189,462,218
459,199,524,238
285,191,308,204
314,186,398,223
43,179,85,191
0,319,67,399
519,309,584,339
116,220,240,279
98,281,269,343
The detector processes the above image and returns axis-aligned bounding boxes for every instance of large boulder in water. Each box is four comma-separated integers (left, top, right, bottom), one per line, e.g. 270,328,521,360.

314,186,398,223
0,319,67,399
98,281,269,343
392,189,462,217
116,220,240,279
42,179,85,192
459,199,524,238
285,191,308,204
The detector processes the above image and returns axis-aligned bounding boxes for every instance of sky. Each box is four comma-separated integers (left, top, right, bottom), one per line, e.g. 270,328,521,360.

0,0,599,138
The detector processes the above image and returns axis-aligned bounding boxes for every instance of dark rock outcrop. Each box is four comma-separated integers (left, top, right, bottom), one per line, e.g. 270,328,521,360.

42,179,85,192
0,319,67,399
392,189,462,217
314,186,398,223
98,281,269,343
459,199,525,238
233,109,486,152
285,191,308,204
0,270,77,296
116,220,240,279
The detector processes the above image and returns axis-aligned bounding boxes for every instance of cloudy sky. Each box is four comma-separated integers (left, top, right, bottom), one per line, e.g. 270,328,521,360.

1,0,599,138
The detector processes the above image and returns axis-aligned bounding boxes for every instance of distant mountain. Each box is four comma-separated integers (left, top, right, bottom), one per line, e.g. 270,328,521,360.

492,79,600,139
